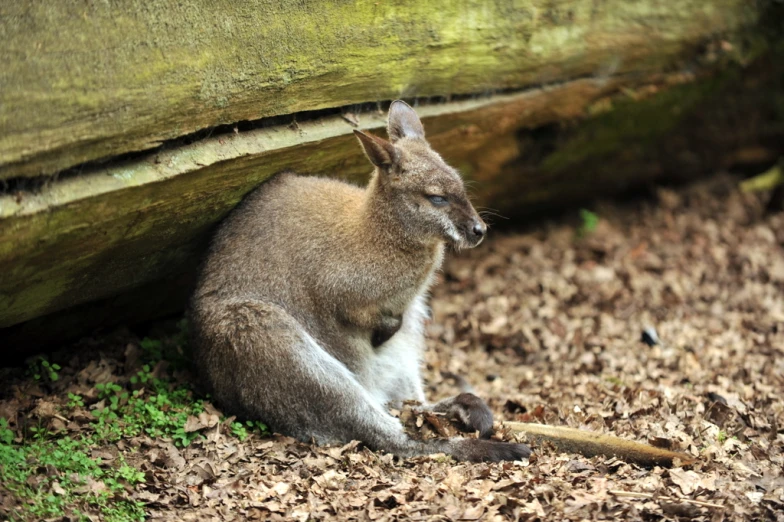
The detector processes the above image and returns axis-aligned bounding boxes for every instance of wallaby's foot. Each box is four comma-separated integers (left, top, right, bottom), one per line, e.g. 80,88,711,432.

449,438,532,462
432,393,495,439
371,314,403,347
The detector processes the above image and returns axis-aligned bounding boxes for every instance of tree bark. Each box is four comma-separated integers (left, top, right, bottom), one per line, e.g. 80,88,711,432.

0,0,758,179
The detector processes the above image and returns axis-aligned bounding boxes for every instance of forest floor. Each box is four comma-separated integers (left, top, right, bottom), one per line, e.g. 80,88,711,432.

1,174,783,521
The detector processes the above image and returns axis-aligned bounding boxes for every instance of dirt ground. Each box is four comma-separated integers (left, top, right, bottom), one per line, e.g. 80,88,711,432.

2,174,783,521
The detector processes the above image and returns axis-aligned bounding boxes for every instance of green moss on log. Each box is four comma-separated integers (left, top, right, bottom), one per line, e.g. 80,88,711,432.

0,0,758,179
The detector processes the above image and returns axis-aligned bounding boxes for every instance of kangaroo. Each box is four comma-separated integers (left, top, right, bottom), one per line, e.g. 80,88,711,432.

190,100,531,462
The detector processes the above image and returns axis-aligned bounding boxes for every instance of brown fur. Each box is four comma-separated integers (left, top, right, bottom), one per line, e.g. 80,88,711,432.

191,101,530,462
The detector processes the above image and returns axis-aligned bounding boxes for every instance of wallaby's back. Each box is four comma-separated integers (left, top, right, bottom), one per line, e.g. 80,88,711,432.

196,173,365,312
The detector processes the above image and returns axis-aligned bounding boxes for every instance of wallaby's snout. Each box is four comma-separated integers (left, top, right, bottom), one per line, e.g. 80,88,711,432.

453,205,487,248
472,220,487,239
468,217,487,246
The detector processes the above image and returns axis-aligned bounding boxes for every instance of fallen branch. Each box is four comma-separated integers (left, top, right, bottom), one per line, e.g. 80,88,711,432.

739,161,783,193
503,421,696,468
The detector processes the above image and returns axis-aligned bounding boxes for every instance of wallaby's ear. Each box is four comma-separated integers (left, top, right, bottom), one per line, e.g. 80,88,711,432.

387,100,425,142
353,130,398,168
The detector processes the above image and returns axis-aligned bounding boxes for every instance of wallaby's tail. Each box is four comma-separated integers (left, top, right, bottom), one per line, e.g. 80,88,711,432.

192,298,529,462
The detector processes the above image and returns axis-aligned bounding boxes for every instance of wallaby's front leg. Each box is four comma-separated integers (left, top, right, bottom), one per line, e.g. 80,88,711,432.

428,393,495,439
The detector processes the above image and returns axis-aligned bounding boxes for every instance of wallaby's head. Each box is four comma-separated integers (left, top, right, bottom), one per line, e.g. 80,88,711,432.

354,100,487,249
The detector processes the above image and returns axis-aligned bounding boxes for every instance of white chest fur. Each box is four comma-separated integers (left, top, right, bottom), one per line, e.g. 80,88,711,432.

358,244,443,408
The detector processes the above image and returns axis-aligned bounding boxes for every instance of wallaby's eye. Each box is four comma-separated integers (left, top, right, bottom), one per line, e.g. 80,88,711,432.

426,195,448,207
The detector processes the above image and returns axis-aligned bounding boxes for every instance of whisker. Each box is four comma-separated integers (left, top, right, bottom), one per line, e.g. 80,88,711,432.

478,210,509,220
479,214,506,221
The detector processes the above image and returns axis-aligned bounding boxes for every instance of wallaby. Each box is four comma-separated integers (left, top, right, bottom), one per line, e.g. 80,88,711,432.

191,100,531,462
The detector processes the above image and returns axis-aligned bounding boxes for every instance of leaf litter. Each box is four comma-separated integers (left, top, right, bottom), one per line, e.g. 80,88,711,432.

1,174,782,521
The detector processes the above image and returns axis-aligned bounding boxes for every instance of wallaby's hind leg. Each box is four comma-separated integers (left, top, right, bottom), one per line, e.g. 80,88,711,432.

194,299,531,462
195,299,410,448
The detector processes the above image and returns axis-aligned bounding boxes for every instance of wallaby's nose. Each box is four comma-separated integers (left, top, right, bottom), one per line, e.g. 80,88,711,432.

472,221,487,238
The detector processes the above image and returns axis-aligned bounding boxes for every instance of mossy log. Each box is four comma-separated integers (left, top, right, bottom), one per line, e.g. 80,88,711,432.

1,1,782,351
0,0,758,179
0,82,636,331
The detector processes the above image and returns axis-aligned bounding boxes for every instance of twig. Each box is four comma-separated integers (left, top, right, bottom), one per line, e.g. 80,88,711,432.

503,421,696,467
609,490,723,509
740,161,783,193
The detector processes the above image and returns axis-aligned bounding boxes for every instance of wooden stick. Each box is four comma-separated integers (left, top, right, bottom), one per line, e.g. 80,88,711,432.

503,421,696,468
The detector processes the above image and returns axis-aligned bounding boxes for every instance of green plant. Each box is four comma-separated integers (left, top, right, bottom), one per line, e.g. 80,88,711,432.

129,364,152,385
28,356,62,382
230,419,269,441
95,382,123,399
577,208,599,237
246,419,269,433
2,325,269,520
117,461,146,486
0,417,14,444
230,421,249,441
29,424,50,440
91,381,205,446
0,420,146,521
67,393,85,408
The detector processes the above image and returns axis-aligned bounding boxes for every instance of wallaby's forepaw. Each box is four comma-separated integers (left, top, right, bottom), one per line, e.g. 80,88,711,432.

434,393,494,439
452,439,532,462
371,314,403,348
